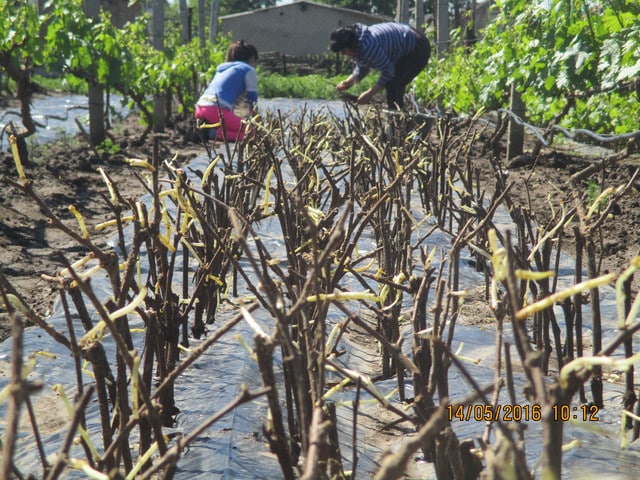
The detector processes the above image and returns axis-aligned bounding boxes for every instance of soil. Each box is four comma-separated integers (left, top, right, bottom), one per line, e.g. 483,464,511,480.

0,98,202,341
481,132,640,284
2,96,640,343
1,94,640,478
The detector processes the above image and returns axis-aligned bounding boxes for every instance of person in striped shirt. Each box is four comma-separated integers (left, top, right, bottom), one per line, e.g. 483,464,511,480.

329,22,430,109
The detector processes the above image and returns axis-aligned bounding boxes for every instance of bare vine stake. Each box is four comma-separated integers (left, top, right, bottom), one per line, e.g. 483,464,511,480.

254,334,296,480
59,287,110,464
1,311,38,479
622,275,637,432
573,225,587,403
6,98,640,480
44,386,95,480
482,299,505,446
585,234,604,407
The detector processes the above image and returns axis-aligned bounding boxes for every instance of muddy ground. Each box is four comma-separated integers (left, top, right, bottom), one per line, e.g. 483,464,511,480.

1,95,640,480
0,96,640,338
1,97,640,341
0,102,202,341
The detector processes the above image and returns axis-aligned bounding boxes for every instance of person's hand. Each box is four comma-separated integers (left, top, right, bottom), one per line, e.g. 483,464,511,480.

337,78,353,91
356,84,382,105
357,89,376,105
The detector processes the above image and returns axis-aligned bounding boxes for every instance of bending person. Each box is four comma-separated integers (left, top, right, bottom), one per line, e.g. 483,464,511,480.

195,40,259,141
329,22,430,109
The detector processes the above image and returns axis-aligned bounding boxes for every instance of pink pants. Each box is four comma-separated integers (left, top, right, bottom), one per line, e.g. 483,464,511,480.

195,104,245,141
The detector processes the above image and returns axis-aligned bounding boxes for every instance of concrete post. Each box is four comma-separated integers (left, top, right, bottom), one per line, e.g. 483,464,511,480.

152,0,166,132
180,0,189,44
507,83,525,159
198,0,206,49
396,0,410,24
209,0,220,42
437,0,450,58
415,0,424,31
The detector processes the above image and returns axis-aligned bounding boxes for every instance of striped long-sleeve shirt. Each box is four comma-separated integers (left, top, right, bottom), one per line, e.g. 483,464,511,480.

352,22,416,87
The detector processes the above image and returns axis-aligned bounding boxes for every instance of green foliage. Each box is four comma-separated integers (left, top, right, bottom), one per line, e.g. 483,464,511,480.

585,178,612,212
415,44,490,113
172,38,229,114
415,0,640,134
0,1,42,64
8,73,85,94
4,0,640,138
259,72,375,99
0,0,234,127
586,178,601,206
96,138,121,155
35,0,230,122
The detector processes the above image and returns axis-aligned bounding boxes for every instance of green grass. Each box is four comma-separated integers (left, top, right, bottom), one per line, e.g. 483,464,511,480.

30,71,373,102
259,73,375,100
32,74,87,94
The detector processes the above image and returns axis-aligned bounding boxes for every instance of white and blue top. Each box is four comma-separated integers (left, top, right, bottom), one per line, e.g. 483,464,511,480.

197,61,258,110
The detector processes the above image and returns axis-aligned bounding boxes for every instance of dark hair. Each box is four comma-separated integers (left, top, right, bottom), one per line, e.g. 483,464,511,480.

226,40,259,62
329,25,358,53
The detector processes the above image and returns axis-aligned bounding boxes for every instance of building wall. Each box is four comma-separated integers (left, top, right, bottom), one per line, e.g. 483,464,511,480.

102,0,141,28
220,1,390,56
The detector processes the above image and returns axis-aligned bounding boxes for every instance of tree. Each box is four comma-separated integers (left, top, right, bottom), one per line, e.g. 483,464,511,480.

414,0,640,134
0,1,45,142
85,0,106,144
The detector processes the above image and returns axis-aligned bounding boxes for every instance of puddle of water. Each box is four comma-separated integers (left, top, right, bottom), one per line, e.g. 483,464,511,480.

0,94,129,147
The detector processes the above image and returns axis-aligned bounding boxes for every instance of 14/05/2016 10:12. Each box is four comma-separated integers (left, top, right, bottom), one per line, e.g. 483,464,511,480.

446,403,600,422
